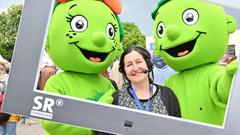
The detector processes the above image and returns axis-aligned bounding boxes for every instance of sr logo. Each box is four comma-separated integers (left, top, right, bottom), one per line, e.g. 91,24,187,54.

31,96,63,119
32,96,55,113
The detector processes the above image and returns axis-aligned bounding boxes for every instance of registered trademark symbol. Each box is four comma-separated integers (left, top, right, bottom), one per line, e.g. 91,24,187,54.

56,99,63,106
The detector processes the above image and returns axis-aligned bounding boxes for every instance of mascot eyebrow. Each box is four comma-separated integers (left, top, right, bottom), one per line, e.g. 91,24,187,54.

111,13,116,20
69,4,77,9
68,4,116,21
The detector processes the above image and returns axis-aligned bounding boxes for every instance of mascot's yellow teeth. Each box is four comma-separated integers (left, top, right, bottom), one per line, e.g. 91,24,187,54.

178,50,189,56
89,57,101,62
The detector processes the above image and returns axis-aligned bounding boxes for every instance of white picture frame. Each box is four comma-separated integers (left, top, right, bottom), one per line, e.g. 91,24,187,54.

2,0,240,134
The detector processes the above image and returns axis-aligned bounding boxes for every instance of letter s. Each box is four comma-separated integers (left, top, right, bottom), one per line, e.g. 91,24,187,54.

32,96,43,110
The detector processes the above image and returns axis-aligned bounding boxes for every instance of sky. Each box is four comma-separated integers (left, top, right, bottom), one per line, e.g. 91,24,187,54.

0,0,240,36
120,0,240,36
0,0,23,12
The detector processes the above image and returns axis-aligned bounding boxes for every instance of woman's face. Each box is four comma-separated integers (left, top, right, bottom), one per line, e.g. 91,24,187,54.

124,50,149,83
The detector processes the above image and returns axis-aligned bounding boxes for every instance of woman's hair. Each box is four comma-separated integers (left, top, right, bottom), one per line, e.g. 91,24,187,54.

118,45,153,83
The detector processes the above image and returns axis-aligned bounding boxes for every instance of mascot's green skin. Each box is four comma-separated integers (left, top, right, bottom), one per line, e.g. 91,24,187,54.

152,0,238,125
41,0,122,134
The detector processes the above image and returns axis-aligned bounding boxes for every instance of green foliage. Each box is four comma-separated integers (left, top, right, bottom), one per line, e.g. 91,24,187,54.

122,22,146,50
0,5,22,61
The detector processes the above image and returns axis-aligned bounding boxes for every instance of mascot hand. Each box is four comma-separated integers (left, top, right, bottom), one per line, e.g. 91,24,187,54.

98,88,115,104
216,59,238,104
226,59,238,76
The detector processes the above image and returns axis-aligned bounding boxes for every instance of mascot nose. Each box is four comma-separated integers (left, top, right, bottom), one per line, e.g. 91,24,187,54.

92,32,107,47
166,25,181,41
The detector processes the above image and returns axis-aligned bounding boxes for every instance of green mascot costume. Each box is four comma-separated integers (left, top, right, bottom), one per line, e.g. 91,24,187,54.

41,0,124,134
152,0,238,125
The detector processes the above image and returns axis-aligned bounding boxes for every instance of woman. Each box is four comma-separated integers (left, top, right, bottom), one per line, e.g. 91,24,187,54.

114,45,181,117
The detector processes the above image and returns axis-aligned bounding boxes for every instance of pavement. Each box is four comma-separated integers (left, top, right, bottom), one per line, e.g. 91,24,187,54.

17,118,45,135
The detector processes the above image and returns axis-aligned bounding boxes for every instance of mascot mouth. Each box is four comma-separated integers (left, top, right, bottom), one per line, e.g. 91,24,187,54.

69,41,115,62
160,31,206,57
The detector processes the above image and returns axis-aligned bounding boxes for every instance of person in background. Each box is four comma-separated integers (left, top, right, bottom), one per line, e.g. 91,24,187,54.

226,55,237,65
109,43,124,89
114,45,181,117
0,62,21,135
101,70,118,91
0,62,8,94
0,55,11,74
219,54,229,65
109,59,124,89
0,62,11,127
37,50,58,90
219,54,237,66
37,65,58,90
152,55,175,85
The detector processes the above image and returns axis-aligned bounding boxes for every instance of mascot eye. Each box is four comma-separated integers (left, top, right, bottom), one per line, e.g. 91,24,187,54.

183,9,199,25
70,16,88,32
106,23,115,39
156,22,165,38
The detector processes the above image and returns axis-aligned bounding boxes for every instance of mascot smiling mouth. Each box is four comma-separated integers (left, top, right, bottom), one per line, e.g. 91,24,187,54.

69,41,115,62
160,31,206,57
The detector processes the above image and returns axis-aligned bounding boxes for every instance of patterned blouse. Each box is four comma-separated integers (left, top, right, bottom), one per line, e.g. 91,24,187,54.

113,84,181,117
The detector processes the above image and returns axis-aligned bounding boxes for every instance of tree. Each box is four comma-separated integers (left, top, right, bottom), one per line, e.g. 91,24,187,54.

0,5,22,61
122,22,146,50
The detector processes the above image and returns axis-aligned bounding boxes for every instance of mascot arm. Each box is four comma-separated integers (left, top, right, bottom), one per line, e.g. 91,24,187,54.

98,79,116,104
44,76,66,95
41,78,94,135
212,60,238,104
98,88,115,104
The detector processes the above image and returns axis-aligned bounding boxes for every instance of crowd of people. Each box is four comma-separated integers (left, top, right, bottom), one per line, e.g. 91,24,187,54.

0,58,21,135
0,55,37,135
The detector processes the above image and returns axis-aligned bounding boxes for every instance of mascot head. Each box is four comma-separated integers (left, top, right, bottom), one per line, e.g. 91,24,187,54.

152,0,237,71
46,0,124,73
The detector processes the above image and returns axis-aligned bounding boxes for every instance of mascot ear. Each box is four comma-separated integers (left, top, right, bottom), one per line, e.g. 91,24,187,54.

226,15,237,34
